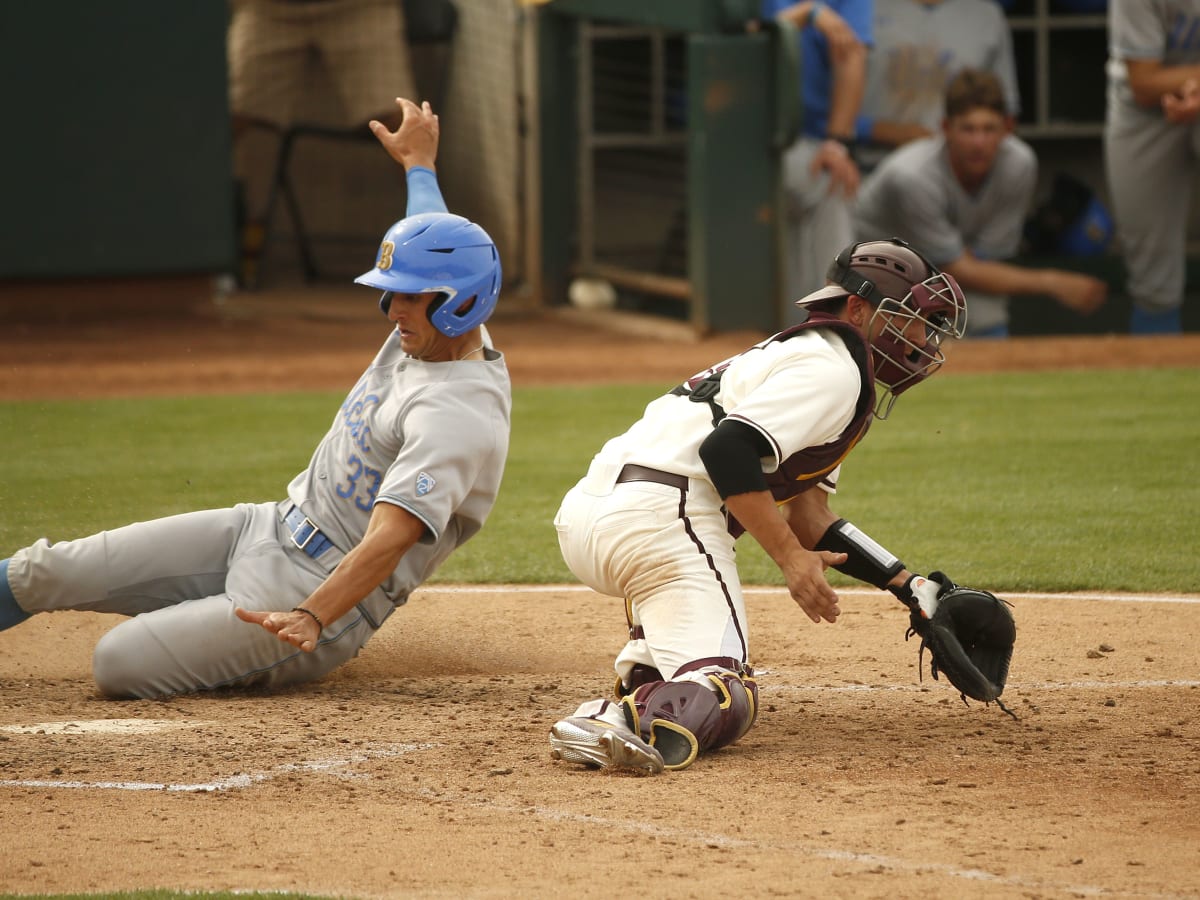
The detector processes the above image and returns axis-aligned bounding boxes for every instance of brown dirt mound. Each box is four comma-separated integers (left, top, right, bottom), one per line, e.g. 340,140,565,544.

1,285,1197,399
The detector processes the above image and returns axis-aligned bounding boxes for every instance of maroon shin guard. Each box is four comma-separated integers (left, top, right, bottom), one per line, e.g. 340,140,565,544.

621,671,758,770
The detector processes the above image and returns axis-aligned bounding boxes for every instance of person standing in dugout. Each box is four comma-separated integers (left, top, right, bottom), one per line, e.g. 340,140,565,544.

549,238,1014,775
0,99,512,699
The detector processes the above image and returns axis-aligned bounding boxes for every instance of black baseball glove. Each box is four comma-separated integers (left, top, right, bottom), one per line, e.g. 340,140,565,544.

892,572,1017,718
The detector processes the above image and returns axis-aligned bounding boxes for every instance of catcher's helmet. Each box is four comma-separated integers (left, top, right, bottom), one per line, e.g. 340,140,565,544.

355,212,502,337
800,238,966,417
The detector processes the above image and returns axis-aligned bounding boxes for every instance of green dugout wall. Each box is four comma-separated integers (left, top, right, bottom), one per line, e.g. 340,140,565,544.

1,4,235,280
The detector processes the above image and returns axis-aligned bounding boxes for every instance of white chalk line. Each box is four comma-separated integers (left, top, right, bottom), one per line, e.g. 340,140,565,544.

0,718,204,735
0,743,431,793
0,724,1188,898
424,584,1200,604
763,678,1200,694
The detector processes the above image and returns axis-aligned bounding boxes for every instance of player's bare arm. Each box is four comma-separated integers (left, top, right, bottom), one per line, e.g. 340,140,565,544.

235,503,426,652
944,251,1106,315
769,0,859,61
814,36,866,197
1124,58,1200,109
779,484,838,548
814,5,861,63
867,120,934,150
369,97,440,171
773,1,821,30
724,490,845,624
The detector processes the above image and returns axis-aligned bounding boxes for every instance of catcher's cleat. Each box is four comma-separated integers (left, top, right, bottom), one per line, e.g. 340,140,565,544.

549,716,665,776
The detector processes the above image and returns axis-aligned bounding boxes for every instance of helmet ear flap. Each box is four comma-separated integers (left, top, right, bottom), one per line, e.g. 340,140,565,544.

429,291,478,335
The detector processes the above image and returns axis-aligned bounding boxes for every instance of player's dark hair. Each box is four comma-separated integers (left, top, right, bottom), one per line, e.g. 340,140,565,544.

944,68,1008,119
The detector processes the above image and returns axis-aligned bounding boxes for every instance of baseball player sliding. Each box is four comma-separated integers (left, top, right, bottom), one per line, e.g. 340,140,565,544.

550,239,1014,775
0,99,512,698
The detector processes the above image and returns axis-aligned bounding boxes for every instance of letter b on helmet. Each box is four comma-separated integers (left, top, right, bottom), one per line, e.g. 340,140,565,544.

355,212,502,337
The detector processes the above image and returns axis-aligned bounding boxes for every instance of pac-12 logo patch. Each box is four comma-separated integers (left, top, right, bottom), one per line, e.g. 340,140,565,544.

416,471,437,496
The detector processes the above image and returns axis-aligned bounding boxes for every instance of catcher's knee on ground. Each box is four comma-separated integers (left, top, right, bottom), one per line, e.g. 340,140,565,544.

621,670,758,770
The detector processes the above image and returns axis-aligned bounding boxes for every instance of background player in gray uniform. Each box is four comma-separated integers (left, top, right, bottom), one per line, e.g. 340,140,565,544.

1105,0,1200,334
856,0,1020,173
549,238,968,775
0,99,512,699
855,69,1107,337
762,0,872,320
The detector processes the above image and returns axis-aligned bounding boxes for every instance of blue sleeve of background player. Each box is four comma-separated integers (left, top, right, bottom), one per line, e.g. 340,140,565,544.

406,166,449,217
837,0,873,44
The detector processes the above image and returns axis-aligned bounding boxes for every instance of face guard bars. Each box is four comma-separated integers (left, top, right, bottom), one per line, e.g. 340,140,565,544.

869,272,967,419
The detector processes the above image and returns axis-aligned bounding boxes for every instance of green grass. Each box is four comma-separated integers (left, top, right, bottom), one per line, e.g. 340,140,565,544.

1,369,1197,593
0,894,337,900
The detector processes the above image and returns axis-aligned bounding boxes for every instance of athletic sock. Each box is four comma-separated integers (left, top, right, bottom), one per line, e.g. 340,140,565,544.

0,559,32,630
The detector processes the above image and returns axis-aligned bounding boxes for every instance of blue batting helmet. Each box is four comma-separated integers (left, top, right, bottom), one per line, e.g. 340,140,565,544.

355,212,502,337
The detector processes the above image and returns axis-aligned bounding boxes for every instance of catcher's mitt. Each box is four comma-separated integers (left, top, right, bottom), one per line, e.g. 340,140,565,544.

903,572,1017,718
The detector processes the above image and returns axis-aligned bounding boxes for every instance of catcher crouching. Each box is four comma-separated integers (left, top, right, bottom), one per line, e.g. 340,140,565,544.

549,238,1017,776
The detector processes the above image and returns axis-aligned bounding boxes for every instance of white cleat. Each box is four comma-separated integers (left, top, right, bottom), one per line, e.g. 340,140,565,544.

549,716,665,776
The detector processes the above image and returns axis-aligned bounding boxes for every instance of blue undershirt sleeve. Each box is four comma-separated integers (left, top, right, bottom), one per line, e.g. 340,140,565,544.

855,114,873,143
405,166,449,217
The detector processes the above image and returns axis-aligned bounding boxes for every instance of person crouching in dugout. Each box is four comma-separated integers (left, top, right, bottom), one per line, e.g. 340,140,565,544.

549,238,967,774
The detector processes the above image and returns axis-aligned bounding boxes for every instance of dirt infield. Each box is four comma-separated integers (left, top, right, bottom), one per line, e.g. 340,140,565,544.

2,284,1199,399
1,288,1198,898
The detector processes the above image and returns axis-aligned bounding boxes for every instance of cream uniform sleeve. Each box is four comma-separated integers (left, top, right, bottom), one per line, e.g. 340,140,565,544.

718,329,864,474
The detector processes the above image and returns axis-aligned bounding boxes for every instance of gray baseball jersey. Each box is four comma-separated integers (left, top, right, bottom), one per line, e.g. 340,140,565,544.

858,0,1020,170
1105,0,1200,316
6,331,511,698
288,331,510,598
854,134,1037,334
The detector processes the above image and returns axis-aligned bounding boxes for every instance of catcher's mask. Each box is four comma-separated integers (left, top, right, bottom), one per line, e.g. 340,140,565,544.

355,212,502,337
800,238,966,418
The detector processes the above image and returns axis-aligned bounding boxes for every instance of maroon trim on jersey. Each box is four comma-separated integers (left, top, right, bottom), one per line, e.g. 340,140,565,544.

726,312,876,539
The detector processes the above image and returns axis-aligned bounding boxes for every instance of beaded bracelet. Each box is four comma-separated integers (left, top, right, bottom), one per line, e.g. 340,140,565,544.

292,606,325,630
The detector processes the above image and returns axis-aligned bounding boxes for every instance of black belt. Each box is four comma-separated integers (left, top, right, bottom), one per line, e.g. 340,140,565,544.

616,464,688,492
284,506,335,558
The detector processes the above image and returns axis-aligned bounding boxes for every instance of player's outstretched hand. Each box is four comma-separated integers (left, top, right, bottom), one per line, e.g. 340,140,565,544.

1047,270,1107,316
235,606,321,653
783,549,845,624
369,97,440,172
